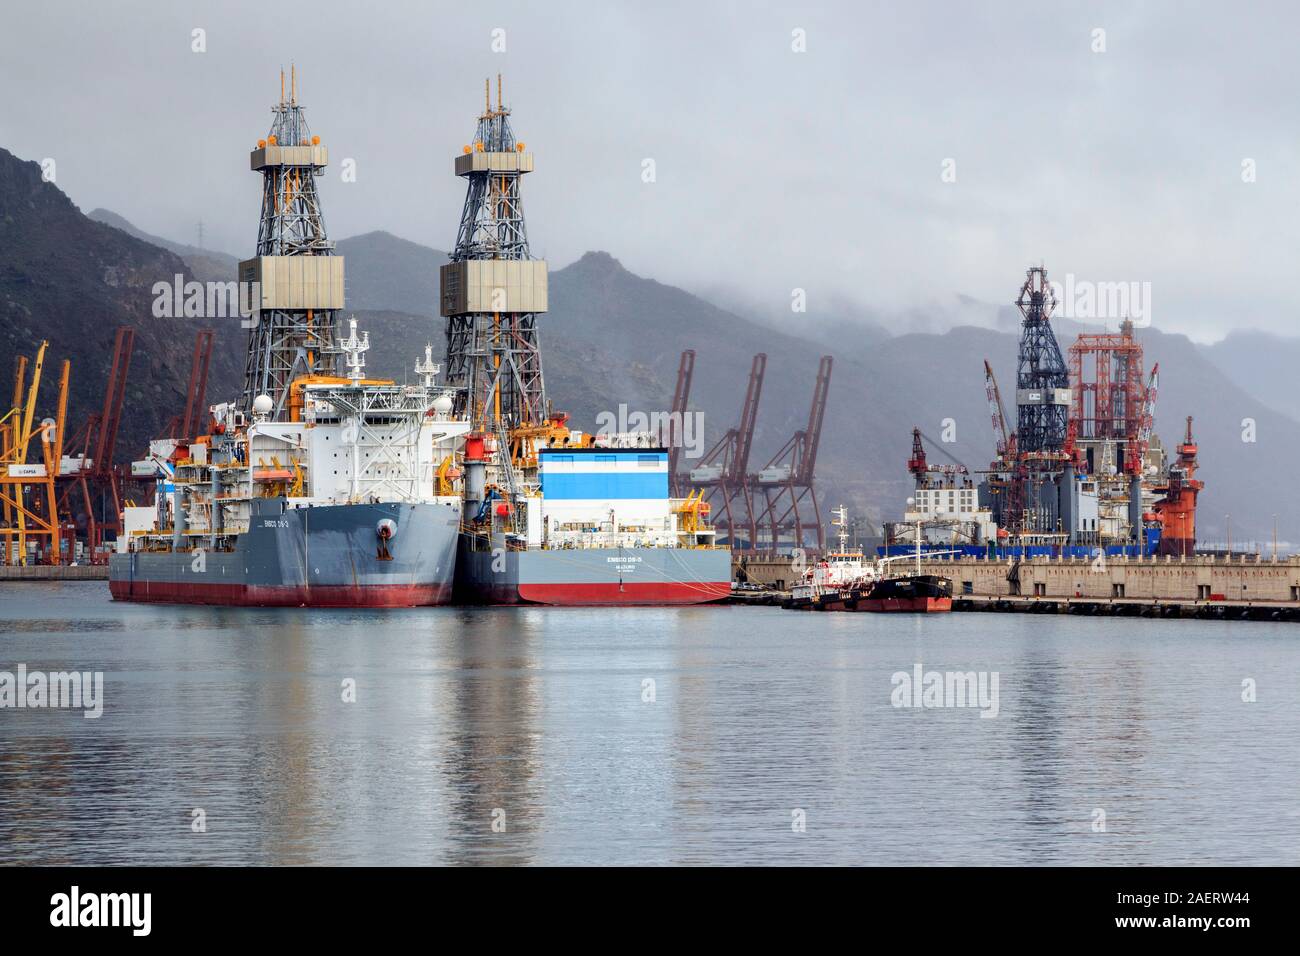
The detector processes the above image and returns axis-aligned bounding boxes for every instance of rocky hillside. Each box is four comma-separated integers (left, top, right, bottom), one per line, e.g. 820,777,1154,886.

0,149,243,460
88,208,240,286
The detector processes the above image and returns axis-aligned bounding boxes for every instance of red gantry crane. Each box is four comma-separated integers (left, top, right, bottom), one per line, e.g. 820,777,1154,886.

164,329,215,441
686,353,766,550
755,355,833,554
59,327,136,560
666,349,695,497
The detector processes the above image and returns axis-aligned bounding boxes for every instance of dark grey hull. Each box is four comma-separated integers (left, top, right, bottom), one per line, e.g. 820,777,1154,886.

110,498,460,606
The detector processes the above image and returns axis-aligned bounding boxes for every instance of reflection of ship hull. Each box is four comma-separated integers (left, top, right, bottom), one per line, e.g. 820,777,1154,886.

109,499,461,607
785,574,953,613
454,537,731,606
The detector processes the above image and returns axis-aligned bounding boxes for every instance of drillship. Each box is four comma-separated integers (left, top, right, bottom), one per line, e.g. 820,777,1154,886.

110,73,470,606
443,79,731,605
456,433,731,605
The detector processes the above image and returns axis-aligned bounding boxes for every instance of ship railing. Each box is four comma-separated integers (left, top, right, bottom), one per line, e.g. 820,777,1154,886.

543,532,679,550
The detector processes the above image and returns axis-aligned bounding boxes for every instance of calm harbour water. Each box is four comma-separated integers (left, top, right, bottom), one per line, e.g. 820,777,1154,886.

1,581,1297,866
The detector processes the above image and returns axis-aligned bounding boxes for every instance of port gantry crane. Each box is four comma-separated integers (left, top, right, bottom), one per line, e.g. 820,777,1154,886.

755,354,833,555
666,349,695,497
164,329,215,441
2,328,142,565
57,327,136,561
683,353,833,555
1,342,70,565
686,353,767,550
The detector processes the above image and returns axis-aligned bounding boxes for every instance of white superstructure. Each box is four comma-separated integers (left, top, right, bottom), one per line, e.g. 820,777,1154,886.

121,339,470,552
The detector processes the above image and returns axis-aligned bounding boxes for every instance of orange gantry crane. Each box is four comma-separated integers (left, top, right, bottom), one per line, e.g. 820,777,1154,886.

1,341,70,565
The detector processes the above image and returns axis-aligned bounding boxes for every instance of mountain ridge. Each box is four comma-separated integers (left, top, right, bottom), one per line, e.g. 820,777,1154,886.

1,150,243,457
8,178,1292,544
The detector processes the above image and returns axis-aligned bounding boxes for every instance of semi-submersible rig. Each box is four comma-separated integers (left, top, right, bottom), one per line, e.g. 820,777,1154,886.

885,264,1203,560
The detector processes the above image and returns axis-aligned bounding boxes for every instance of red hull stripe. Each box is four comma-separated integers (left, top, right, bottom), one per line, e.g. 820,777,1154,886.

109,579,451,607
516,580,730,606
856,597,952,613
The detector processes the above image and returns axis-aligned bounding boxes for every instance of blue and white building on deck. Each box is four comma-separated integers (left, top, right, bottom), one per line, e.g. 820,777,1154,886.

537,448,676,546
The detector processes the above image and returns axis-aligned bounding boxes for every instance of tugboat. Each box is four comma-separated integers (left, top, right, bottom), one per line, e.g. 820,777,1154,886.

784,507,875,610
784,507,953,613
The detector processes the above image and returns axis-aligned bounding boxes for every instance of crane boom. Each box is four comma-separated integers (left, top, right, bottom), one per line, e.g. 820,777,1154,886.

733,353,766,478
1130,362,1158,475
984,359,1011,459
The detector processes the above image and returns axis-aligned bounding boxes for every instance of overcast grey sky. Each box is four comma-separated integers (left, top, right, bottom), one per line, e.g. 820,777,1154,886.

2,0,1297,341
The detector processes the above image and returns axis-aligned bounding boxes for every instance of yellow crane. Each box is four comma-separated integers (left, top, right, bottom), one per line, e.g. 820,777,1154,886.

0,342,68,565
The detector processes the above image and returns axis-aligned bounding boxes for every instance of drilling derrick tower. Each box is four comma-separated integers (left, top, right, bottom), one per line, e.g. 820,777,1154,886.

1068,319,1148,473
1014,266,1071,456
240,68,344,416
441,76,547,434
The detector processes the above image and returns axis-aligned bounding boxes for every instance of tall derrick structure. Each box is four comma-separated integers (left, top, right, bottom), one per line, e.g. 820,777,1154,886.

986,265,1073,538
445,79,730,605
969,266,1192,555
441,76,548,433
1065,319,1163,542
1068,319,1148,474
1014,265,1071,456
240,68,344,415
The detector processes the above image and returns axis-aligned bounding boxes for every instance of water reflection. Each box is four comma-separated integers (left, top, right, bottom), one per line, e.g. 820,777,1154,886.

0,583,1297,865
441,609,542,865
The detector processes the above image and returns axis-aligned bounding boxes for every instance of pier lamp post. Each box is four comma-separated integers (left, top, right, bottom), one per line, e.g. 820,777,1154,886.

1226,514,1231,555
